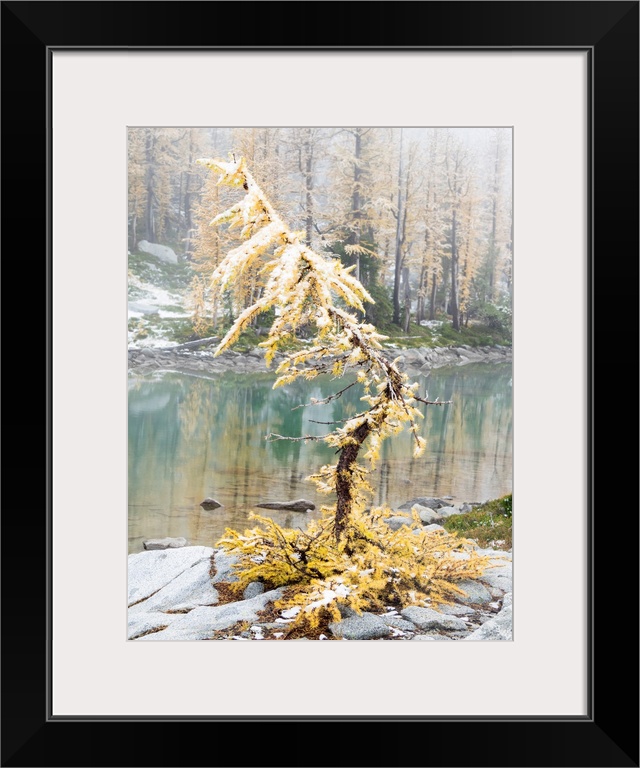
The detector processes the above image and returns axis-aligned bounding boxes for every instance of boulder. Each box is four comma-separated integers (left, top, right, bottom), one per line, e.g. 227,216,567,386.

400,606,468,631
435,603,476,616
211,550,239,583
129,558,219,613
386,515,414,531
476,548,511,559
128,546,214,606
437,506,461,518
255,499,315,511
135,589,285,641
422,524,446,533
397,497,450,512
137,240,178,264
200,497,223,510
380,615,416,632
412,505,440,524
411,634,453,641
329,613,391,640
399,349,426,366
143,537,188,550
480,562,513,594
464,605,512,641
128,611,180,640
338,603,359,619
455,579,493,605
243,582,265,600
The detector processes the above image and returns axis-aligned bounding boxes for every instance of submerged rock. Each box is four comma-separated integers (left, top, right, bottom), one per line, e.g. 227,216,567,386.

255,499,315,511
200,498,223,510
143,536,188,550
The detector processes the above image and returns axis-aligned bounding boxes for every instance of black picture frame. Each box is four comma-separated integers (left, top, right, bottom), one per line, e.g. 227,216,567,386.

2,2,638,766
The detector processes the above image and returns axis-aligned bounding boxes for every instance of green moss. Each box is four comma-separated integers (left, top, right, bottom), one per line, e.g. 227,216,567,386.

376,319,512,350
128,250,194,291
443,494,512,550
234,327,262,351
434,322,511,348
161,318,198,343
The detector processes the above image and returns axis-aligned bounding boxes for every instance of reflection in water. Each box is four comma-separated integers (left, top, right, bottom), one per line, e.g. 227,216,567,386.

128,364,512,552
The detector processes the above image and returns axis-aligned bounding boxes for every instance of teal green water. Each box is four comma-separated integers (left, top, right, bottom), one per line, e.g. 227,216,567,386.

128,363,512,553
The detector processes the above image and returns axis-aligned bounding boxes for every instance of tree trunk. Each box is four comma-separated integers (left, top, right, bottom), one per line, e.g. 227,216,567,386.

417,224,430,323
351,129,362,280
488,136,502,301
183,131,196,258
506,205,513,294
145,130,156,242
417,264,426,323
392,130,405,326
334,421,371,542
450,207,460,331
304,135,314,246
402,267,411,333
429,271,437,320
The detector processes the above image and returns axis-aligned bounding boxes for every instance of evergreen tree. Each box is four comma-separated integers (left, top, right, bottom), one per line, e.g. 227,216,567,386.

192,155,492,636
197,155,434,538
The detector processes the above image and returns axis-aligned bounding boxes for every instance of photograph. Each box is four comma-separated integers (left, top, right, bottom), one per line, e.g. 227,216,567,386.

127,125,514,642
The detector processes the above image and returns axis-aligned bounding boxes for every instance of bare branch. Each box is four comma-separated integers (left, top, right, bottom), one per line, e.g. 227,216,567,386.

291,379,360,410
308,405,375,426
265,432,330,442
413,396,452,406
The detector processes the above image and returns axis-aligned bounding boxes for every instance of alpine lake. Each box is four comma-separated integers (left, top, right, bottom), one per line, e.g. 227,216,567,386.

128,362,512,553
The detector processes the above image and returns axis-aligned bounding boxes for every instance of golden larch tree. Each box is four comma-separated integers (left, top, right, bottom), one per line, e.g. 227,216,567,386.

192,155,492,635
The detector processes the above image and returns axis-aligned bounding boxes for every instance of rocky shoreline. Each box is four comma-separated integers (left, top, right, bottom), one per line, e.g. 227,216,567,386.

128,497,513,642
128,343,512,377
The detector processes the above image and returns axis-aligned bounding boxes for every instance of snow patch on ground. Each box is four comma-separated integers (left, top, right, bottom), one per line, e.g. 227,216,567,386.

128,272,191,348
128,274,184,316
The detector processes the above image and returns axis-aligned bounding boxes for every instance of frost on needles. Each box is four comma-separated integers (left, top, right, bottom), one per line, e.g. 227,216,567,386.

197,155,492,636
